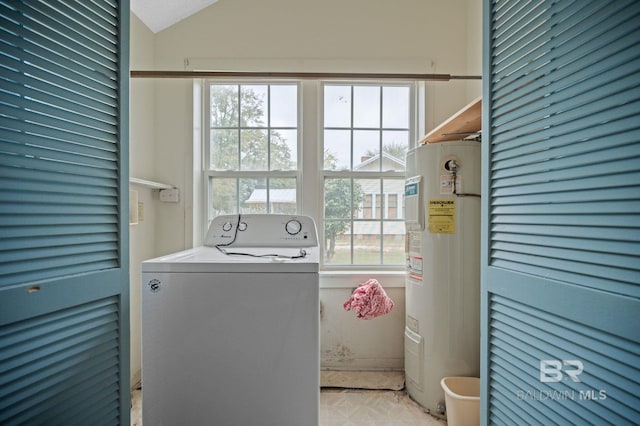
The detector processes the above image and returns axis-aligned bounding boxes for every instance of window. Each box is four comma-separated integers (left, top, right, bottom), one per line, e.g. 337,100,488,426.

205,83,300,219
387,194,398,219
322,84,411,267
205,80,414,269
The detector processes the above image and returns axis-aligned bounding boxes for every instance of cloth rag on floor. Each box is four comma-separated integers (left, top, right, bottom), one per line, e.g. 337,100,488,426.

343,279,394,320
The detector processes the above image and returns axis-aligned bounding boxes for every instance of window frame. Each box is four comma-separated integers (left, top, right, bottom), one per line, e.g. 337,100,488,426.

203,80,303,222
203,79,417,271
319,81,416,271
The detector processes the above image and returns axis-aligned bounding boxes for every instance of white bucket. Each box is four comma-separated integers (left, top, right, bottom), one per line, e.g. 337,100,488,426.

440,377,480,426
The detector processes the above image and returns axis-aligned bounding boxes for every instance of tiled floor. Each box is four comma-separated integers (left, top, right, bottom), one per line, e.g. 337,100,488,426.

131,387,446,425
320,388,446,426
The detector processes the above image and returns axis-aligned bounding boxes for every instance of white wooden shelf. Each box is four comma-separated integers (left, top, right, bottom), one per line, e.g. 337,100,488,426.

419,96,481,144
129,177,173,190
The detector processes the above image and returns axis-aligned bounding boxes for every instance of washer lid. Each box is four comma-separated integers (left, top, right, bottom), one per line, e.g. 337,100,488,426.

141,246,319,273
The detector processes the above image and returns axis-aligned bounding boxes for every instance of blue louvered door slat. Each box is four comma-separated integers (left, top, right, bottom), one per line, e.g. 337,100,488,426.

482,0,640,424
0,0,130,424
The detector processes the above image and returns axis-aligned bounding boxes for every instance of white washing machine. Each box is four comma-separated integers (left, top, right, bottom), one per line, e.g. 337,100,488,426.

141,214,319,426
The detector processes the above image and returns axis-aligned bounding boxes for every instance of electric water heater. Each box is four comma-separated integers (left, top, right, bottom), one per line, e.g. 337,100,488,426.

404,140,481,417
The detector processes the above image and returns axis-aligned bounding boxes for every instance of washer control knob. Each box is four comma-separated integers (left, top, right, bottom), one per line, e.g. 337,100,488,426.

222,221,233,232
285,219,302,235
238,221,247,231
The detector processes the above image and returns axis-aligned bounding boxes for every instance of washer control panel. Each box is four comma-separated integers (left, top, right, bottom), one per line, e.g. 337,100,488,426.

204,214,318,247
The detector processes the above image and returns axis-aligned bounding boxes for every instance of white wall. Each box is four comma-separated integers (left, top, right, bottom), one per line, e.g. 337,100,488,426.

321,274,406,371
129,13,157,387
465,0,483,98
129,0,482,379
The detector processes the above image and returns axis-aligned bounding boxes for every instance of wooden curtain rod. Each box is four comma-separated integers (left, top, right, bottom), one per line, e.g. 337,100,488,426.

130,70,481,81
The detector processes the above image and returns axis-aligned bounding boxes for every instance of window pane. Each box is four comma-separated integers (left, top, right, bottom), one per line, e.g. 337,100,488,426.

209,178,237,217
240,178,267,213
382,131,409,171
240,85,267,127
355,179,380,219
210,84,238,127
353,130,380,171
270,85,297,127
324,85,351,128
387,194,398,219
382,86,409,128
211,129,238,170
383,178,405,219
324,178,351,218
353,221,381,264
241,129,268,170
269,178,297,214
325,220,351,264
353,86,380,128
383,221,405,265
240,178,297,214
271,129,297,170
324,130,350,170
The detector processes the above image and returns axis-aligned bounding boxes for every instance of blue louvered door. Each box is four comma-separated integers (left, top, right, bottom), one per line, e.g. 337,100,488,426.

482,0,640,425
0,1,130,424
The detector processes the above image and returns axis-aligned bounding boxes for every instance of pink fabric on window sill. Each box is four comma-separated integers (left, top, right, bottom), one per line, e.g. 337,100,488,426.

343,278,394,320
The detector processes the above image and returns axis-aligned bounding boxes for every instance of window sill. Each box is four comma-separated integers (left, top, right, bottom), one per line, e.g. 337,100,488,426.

320,270,406,288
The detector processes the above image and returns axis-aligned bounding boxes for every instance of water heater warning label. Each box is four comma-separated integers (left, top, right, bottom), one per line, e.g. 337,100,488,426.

428,198,456,233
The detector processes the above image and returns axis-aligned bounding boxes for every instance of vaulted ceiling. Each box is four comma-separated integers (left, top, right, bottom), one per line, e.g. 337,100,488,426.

130,0,219,33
